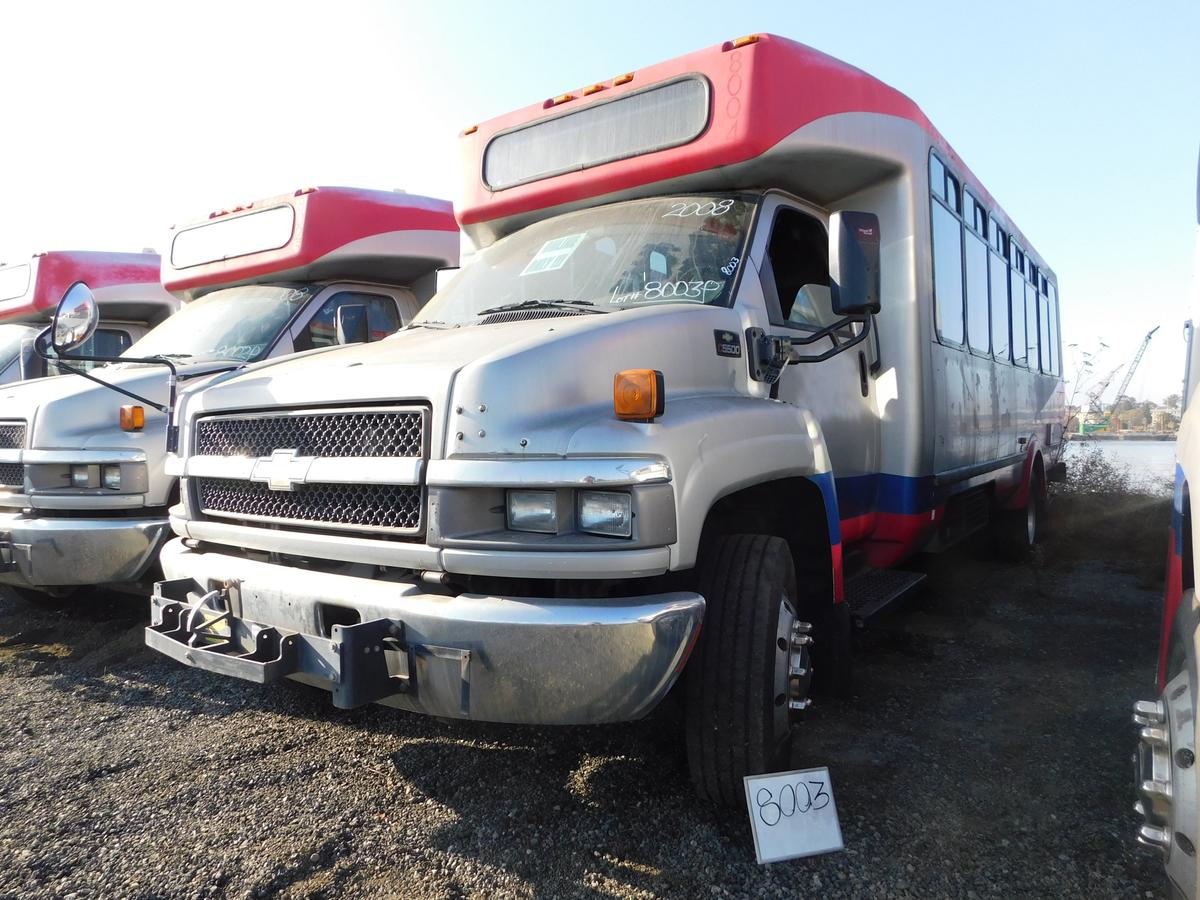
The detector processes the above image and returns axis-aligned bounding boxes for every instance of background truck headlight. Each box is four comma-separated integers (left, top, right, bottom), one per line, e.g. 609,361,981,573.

507,490,558,533
578,491,632,538
102,465,122,490
70,464,99,488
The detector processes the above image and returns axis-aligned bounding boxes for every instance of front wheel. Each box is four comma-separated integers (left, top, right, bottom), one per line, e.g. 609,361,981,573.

683,534,814,805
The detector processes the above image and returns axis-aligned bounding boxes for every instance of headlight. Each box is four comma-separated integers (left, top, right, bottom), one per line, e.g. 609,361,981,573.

70,464,98,488
507,490,558,533
102,465,121,490
578,491,632,538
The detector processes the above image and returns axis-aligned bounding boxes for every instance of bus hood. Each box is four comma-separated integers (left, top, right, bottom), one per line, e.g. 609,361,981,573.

0,360,239,451
179,304,750,457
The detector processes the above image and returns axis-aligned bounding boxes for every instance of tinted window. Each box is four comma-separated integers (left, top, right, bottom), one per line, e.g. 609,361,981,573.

930,155,947,202
989,248,1010,361
1025,282,1039,367
1048,283,1061,376
932,201,964,344
1010,261,1027,365
965,230,990,353
483,78,709,190
46,328,133,375
764,208,834,329
1039,293,1052,373
295,292,401,352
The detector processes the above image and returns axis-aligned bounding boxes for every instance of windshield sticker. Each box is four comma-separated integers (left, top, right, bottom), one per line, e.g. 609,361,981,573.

520,233,586,276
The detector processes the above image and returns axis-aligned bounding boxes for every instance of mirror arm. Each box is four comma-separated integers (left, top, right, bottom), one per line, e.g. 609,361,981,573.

746,316,873,382
34,332,182,452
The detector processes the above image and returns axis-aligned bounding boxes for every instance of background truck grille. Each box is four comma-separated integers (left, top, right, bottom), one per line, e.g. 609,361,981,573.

0,422,26,449
196,478,422,533
0,463,23,487
195,409,424,459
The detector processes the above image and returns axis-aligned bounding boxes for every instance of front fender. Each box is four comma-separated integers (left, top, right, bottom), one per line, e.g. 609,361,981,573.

567,395,832,569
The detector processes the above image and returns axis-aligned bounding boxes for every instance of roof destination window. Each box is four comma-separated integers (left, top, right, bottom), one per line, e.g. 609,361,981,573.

483,77,710,191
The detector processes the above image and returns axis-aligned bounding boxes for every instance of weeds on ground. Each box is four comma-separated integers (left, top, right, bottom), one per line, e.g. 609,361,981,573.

1046,442,1171,582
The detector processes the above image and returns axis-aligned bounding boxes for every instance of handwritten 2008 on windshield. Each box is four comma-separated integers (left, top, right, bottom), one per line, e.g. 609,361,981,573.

743,767,844,864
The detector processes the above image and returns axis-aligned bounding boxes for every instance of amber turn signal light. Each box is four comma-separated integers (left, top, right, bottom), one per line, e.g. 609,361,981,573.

614,370,665,421
120,405,145,431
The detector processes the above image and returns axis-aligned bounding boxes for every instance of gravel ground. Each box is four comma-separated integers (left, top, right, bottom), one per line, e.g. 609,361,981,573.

0,501,1171,899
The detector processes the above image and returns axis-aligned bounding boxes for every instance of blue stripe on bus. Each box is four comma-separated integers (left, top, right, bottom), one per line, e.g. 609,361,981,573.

835,473,937,519
806,472,842,544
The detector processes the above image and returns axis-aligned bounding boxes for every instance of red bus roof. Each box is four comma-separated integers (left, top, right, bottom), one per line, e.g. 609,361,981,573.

0,251,166,324
456,34,1012,244
163,186,459,299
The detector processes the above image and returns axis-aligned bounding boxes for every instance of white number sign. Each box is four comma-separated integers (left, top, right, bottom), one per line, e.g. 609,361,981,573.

743,766,844,864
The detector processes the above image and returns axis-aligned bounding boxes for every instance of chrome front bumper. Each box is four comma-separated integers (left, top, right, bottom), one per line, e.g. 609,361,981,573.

148,538,705,725
0,511,170,588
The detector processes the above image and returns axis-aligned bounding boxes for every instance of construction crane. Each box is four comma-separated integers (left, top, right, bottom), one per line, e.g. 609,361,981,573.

1112,326,1160,404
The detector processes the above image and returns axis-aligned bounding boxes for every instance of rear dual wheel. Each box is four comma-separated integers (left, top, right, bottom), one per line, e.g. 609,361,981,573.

994,467,1045,559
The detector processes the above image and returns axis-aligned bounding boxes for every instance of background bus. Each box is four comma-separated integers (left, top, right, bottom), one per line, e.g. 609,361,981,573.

0,250,176,383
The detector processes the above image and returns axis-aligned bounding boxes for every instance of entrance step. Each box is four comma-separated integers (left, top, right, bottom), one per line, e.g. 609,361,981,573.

845,567,926,627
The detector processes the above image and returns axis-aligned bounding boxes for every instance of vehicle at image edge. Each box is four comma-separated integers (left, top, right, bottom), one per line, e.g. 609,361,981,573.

145,35,1066,803
0,250,177,384
0,187,458,601
1134,150,1200,899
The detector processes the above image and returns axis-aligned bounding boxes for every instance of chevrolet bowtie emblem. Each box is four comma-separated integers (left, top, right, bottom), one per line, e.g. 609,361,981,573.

250,449,315,492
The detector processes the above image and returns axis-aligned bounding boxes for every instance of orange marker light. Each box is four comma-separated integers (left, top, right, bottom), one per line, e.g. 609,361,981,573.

119,405,145,432
462,125,478,136
730,34,760,49
551,92,576,106
583,83,606,96
613,73,634,86
614,370,665,421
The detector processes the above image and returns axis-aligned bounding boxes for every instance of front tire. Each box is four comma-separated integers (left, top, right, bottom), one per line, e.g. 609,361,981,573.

684,534,813,805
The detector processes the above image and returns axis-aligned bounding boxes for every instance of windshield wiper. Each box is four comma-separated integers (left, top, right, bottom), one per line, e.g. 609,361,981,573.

406,320,453,330
476,299,604,317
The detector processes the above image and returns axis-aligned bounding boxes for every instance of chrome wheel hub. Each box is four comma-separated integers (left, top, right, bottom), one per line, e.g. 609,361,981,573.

1134,669,1198,899
773,597,814,736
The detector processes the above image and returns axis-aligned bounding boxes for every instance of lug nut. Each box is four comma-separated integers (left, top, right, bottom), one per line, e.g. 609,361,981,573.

1178,748,1195,769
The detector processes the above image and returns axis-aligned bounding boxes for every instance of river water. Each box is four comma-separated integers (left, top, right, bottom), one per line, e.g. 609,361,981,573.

1064,439,1177,491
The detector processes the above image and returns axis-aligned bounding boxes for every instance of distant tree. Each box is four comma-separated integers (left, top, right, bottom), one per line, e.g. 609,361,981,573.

1140,399,1156,420
1165,393,1182,411
1113,396,1136,415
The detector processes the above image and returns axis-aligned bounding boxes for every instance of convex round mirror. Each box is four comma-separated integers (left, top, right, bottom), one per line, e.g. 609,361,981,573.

52,282,99,353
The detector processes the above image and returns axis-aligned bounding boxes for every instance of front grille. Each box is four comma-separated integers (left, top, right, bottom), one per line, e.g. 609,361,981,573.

195,409,424,459
0,463,23,487
196,478,422,533
0,421,26,449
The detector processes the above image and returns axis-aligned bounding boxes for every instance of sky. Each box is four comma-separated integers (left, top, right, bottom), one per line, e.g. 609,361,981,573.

0,0,1196,404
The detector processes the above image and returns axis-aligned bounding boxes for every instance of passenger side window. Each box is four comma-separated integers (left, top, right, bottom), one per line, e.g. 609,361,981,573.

1010,244,1027,366
1048,283,1061,376
294,292,401,353
963,192,990,354
46,327,133,375
762,207,836,330
988,219,1010,362
1025,263,1039,368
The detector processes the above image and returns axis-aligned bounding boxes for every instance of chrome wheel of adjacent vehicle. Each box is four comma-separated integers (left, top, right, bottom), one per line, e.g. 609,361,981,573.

1135,593,1199,900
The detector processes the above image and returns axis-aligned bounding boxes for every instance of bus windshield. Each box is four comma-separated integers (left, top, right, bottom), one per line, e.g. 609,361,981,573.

125,284,316,363
0,323,38,375
413,194,757,327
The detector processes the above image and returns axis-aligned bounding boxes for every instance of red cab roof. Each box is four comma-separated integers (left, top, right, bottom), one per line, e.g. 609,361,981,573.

456,34,1010,242
0,251,169,324
163,186,459,300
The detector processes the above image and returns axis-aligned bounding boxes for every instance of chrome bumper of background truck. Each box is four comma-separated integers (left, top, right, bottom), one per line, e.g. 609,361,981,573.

0,511,169,587
147,539,705,725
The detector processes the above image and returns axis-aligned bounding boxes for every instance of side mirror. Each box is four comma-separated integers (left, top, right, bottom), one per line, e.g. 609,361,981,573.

435,267,461,293
829,211,881,317
335,304,370,345
52,282,100,353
